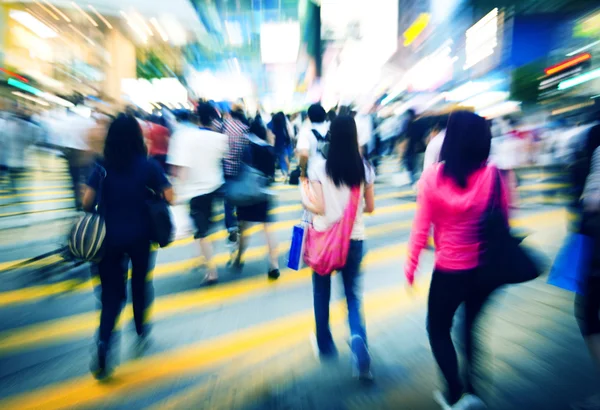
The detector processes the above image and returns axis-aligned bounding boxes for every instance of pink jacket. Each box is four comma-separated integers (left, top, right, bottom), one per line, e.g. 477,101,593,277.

405,164,509,282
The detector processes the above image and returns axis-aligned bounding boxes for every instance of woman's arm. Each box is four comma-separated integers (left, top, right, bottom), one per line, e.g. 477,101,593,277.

82,187,96,212
404,179,432,285
163,186,174,205
364,184,375,213
302,180,325,215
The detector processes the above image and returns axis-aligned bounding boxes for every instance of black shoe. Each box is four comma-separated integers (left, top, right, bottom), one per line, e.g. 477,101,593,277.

268,268,280,280
90,342,112,381
227,230,239,246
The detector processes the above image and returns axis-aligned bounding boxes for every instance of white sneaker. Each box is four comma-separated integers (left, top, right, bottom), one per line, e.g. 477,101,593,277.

434,392,487,410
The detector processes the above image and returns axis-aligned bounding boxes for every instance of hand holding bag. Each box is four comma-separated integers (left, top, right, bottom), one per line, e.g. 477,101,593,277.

480,169,542,289
304,186,361,275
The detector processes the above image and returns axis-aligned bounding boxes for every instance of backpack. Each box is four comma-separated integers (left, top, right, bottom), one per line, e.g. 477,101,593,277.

312,129,330,160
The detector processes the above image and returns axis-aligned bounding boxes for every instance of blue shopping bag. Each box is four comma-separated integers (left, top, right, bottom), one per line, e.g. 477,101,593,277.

287,212,310,271
548,234,593,294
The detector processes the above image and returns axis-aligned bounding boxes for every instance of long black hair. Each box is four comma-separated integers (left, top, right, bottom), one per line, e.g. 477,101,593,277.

103,113,147,171
326,115,365,188
440,110,491,188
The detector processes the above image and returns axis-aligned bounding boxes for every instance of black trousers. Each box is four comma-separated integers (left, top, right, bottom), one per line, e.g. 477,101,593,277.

576,275,600,337
97,240,153,346
427,268,494,403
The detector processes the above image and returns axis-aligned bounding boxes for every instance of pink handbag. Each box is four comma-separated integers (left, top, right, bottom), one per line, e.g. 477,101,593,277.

304,186,361,275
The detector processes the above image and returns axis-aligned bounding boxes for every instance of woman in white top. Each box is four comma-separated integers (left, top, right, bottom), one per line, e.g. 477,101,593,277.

303,115,376,380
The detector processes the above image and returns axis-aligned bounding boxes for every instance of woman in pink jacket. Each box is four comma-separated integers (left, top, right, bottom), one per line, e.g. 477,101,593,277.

405,111,509,409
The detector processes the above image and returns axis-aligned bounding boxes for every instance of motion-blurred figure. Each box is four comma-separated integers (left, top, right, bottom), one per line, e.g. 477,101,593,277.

83,114,173,380
405,111,508,409
269,112,292,179
168,103,228,284
296,104,329,178
221,105,251,246
146,115,171,173
60,110,95,210
302,116,375,380
0,109,39,198
571,122,600,410
232,120,280,280
423,116,447,171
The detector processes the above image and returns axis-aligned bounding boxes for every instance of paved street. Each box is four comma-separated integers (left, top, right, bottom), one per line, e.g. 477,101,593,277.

0,154,597,410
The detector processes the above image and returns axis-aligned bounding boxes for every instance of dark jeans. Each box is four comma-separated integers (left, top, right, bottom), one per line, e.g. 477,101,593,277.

427,268,493,403
97,240,154,346
576,275,600,337
312,240,367,355
403,153,417,185
223,176,238,233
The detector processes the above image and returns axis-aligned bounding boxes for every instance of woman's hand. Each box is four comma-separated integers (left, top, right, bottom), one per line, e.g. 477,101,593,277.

404,265,415,287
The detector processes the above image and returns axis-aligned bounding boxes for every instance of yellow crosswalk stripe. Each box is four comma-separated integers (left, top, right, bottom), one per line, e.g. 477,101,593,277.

0,191,73,200
0,284,426,410
0,209,565,356
0,242,408,356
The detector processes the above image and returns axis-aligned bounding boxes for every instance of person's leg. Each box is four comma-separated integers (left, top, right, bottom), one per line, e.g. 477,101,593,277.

93,246,127,378
262,222,280,271
428,269,468,405
278,149,289,176
463,270,495,395
190,193,218,282
97,247,128,347
312,272,336,356
576,276,600,367
340,241,367,342
129,240,153,337
223,177,238,238
233,220,247,268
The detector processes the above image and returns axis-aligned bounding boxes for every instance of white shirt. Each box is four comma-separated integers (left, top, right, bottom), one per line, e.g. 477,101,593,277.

308,161,375,240
167,127,228,200
296,122,329,174
423,130,445,171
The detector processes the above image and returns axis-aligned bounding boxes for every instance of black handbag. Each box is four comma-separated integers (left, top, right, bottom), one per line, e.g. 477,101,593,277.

480,170,542,289
146,162,173,248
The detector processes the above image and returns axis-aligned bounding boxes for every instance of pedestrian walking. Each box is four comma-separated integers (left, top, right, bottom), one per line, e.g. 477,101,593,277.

296,104,329,178
167,103,228,285
405,111,509,409
269,112,292,179
571,122,600,410
83,114,173,380
302,115,375,380
231,119,281,280
221,105,251,246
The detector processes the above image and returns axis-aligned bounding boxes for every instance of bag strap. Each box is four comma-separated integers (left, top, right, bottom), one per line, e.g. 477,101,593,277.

344,186,362,227
312,129,327,141
95,163,107,215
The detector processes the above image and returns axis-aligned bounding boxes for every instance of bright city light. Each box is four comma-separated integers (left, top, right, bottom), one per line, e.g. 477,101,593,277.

558,68,600,90
464,8,498,70
9,10,58,39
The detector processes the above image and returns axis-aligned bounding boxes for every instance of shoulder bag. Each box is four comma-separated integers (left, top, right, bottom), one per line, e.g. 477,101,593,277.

480,169,542,289
304,186,361,275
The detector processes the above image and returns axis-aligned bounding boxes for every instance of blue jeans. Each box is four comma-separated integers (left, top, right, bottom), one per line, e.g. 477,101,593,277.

277,145,291,175
223,177,238,232
312,240,367,354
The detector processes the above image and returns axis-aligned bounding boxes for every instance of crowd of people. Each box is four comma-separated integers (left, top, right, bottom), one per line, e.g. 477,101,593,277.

1,96,599,409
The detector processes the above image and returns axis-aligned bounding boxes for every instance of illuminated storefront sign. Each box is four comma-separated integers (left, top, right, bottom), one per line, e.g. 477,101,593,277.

558,68,600,90
403,13,430,46
544,53,591,76
574,11,600,38
464,8,499,70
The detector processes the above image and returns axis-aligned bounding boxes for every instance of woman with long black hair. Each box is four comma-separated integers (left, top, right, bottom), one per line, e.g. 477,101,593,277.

405,111,509,409
83,114,173,380
302,115,375,380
